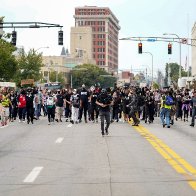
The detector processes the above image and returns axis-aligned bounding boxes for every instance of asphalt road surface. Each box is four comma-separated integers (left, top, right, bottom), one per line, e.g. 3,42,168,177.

0,117,195,196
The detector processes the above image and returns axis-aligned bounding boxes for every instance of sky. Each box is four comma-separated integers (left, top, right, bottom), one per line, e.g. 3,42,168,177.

1,0,196,76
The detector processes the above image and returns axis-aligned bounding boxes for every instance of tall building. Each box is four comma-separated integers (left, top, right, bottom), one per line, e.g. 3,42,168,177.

73,6,120,72
192,22,196,77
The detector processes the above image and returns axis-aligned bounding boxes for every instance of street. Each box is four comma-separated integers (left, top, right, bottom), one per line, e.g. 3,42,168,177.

0,118,195,196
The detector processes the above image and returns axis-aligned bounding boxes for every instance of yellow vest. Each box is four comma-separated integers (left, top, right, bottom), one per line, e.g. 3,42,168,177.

161,98,172,109
1,96,10,107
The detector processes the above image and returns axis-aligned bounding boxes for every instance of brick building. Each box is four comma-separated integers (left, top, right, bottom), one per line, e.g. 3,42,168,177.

73,6,120,72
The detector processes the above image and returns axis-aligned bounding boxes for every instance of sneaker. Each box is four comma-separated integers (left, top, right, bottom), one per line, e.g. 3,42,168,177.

101,131,104,136
190,124,194,127
60,119,62,122
70,120,74,124
105,129,109,135
132,123,139,126
48,122,51,125
163,124,165,128
167,126,170,128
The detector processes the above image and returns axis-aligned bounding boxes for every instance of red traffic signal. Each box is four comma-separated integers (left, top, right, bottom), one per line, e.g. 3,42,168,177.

168,43,172,54
138,43,142,54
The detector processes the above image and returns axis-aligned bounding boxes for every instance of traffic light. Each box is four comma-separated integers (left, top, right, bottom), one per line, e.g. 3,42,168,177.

168,43,172,54
58,30,63,45
11,30,17,46
138,43,142,54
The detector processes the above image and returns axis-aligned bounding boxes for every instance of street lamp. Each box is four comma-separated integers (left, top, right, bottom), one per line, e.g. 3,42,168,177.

143,52,154,85
163,33,181,78
34,46,49,52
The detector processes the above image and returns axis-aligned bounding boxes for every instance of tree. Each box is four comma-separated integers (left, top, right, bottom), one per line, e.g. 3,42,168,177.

165,63,188,85
153,82,160,89
49,70,65,85
14,49,43,86
72,64,117,88
0,38,17,81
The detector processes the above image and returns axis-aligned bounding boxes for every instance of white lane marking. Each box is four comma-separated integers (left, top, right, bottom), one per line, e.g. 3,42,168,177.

67,124,73,128
55,137,64,144
23,167,43,183
0,125,9,129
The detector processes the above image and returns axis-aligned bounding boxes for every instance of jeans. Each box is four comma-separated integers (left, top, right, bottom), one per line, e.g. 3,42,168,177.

99,110,110,133
191,106,196,125
79,103,88,121
35,104,41,118
160,108,171,126
18,107,26,120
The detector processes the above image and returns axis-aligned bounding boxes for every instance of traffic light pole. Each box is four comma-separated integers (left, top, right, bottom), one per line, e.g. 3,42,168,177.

163,33,181,78
143,52,153,86
0,21,63,46
1,22,63,28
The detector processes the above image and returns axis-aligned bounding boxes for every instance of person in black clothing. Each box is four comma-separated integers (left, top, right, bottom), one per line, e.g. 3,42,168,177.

55,90,64,122
9,91,18,121
96,88,113,136
26,88,34,124
112,91,121,122
64,89,72,122
79,84,90,123
121,88,131,122
90,89,99,123
127,89,140,126
144,91,155,123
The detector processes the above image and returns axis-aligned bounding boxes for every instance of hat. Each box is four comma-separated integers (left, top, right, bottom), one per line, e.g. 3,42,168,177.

101,88,106,93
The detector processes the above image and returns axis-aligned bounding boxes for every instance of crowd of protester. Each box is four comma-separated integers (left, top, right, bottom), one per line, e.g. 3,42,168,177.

0,84,195,135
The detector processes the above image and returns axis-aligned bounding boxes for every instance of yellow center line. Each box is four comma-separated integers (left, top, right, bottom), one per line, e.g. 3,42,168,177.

129,122,196,190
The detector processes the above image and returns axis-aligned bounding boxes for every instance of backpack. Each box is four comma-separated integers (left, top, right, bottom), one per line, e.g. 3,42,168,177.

165,96,174,106
137,95,145,107
47,96,54,106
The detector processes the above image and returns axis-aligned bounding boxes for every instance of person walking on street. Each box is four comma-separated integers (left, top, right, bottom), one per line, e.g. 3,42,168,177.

127,89,140,126
64,89,72,122
70,89,80,124
160,91,173,128
96,88,112,136
1,93,11,126
46,91,55,125
17,90,27,122
55,90,64,122
79,84,90,123
190,91,196,127
26,88,34,124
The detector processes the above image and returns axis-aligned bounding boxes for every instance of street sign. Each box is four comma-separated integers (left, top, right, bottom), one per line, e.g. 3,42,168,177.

181,38,188,44
147,38,156,42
